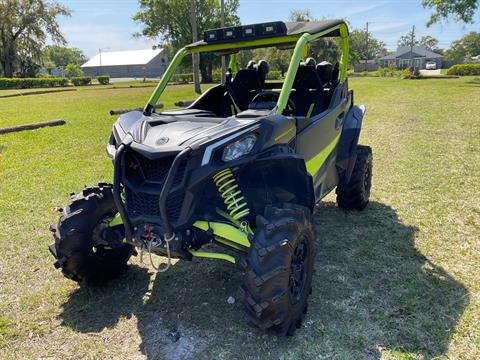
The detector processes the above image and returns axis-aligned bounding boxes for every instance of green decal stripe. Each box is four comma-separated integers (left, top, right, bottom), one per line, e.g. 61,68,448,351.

305,132,341,176
306,103,315,118
190,250,236,264
274,126,295,142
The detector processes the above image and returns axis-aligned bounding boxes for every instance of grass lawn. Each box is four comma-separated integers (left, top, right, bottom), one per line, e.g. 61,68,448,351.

0,77,479,359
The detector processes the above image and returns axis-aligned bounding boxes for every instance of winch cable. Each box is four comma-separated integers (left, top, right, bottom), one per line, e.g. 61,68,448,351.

147,233,175,273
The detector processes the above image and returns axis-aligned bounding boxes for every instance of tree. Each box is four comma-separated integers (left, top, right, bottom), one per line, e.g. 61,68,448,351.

288,9,342,65
349,29,387,65
398,29,419,47
422,0,479,26
133,0,240,82
289,9,313,22
444,31,480,60
43,45,87,70
419,35,440,51
0,0,70,77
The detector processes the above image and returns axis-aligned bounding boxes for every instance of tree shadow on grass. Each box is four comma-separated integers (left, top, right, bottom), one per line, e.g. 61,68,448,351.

59,201,468,360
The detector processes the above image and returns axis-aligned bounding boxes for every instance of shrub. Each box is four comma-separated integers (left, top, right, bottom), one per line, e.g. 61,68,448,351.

64,63,83,78
71,76,92,86
212,70,222,83
0,77,69,89
171,73,193,83
266,70,282,80
97,75,110,85
446,64,480,76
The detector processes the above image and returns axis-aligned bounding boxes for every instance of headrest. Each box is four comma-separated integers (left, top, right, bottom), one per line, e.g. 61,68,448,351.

302,57,317,67
246,60,257,69
316,61,333,85
256,60,269,84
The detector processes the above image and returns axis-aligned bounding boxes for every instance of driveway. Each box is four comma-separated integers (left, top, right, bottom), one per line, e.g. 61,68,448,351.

420,69,441,76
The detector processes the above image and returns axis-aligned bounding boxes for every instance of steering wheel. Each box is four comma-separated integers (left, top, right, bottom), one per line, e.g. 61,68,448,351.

248,91,296,115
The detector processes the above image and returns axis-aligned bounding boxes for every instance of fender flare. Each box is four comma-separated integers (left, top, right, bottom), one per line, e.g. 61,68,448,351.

336,104,366,182
239,145,315,212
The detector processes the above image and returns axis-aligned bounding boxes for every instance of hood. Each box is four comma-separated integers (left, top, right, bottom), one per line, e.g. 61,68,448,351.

114,110,257,153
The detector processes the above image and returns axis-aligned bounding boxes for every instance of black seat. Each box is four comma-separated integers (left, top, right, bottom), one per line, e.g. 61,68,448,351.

290,62,324,118
316,61,333,87
230,60,269,111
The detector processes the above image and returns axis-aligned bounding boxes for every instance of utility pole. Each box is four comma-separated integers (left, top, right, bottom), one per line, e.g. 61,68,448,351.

191,0,201,94
364,22,369,71
98,48,102,76
220,0,226,83
410,25,415,70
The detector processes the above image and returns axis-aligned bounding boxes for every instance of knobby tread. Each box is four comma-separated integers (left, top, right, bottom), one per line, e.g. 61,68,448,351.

336,145,373,210
50,184,134,286
240,203,315,336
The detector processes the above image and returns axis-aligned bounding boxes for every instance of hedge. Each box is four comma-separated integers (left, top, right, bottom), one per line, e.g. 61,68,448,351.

170,69,283,83
0,77,69,89
97,75,110,85
71,76,92,86
171,73,193,83
446,64,480,76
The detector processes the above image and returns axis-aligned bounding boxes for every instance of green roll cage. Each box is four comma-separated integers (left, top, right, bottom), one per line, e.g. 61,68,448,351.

144,23,349,115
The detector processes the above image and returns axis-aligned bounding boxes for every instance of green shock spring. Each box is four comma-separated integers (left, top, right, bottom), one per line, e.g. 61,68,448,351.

213,168,250,221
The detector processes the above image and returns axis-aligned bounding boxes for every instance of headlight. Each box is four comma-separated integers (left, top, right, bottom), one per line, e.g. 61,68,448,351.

222,134,257,162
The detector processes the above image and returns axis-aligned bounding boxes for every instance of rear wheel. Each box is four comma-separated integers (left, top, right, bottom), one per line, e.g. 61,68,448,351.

336,145,372,210
240,203,314,335
49,183,134,286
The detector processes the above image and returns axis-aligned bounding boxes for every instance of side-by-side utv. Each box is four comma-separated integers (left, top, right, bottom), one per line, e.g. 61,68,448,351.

49,19,372,335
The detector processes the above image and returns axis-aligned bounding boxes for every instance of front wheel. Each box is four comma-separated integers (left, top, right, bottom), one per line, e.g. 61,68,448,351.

49,184,134,285
240,203,315,335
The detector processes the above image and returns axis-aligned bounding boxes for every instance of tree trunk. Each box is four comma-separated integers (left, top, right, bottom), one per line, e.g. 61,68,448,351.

4,57,14,78
190,0,201,94
2,43,16,78
199,60,212,83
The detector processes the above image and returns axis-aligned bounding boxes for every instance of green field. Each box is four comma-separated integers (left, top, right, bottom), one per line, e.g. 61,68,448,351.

0,77,479,359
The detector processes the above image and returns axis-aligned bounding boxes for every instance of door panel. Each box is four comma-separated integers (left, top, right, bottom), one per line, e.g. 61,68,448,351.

296,98,347,174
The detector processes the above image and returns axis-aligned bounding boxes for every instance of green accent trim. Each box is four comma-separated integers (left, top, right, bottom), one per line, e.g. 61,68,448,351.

108,213,123,227
306,103,315,118
187,35,299,53
193,221,251,247
145,47,190,112
214,236,245,250
145,24,349,112
274,126,295,142
228,54,238,73
190,250,236,264
339,25,349,83
276,33,309,115
305,132,341,176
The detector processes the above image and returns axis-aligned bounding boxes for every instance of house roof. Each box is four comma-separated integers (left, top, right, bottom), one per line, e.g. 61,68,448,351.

380,46,442,60
81,49,164,68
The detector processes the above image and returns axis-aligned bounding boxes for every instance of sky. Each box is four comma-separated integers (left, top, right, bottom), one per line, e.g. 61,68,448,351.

56,0,480,58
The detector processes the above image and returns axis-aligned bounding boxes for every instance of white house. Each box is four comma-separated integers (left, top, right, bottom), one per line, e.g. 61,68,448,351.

81,48,168,78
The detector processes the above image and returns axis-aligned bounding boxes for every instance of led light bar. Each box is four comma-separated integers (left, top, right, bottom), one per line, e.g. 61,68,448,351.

204,21,287,43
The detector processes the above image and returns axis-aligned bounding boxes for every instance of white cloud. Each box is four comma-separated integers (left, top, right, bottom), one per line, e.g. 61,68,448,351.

61,24,158,58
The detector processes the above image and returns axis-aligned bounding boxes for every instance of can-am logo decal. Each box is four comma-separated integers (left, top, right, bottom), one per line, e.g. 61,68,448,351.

156,137,169,145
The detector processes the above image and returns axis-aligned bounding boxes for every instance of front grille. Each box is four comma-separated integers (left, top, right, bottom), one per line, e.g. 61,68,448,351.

125,188,185,221
125,151,187,187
